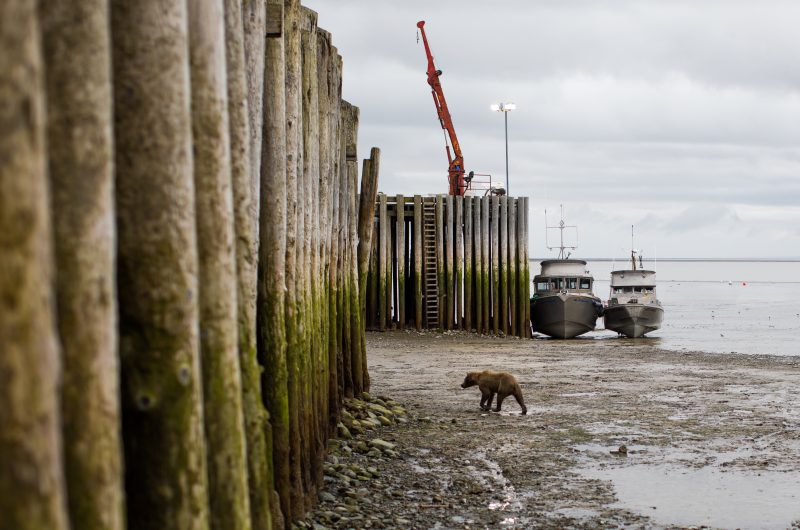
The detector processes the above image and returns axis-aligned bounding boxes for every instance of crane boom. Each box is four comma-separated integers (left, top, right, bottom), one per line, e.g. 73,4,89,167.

416,20,467,196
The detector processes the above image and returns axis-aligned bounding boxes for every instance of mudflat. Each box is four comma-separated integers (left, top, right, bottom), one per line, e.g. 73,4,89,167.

307,331,800,529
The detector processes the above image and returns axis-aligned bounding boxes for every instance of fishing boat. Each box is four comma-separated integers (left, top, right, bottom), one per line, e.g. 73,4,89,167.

530,208,603,339
603,231,664,338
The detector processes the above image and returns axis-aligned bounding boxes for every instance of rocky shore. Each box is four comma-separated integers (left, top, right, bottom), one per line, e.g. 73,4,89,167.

300,331,800,529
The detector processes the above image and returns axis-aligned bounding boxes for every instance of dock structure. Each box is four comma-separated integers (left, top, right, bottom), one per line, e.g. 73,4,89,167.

0,1,382,529
365,194,531,337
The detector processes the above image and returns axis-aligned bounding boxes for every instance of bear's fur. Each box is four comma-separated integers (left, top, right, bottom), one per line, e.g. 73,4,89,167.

461,370,527,414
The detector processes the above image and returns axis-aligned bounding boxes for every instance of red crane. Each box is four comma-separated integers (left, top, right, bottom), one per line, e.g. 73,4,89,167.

417,20,470,196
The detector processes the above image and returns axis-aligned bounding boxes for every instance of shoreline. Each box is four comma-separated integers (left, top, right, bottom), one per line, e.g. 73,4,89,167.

305,331,800,529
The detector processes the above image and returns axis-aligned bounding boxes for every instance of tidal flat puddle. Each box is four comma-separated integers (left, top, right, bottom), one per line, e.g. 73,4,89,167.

577,459,800,529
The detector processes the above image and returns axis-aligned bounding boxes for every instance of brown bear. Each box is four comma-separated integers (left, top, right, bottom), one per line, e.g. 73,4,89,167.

461,371,527,414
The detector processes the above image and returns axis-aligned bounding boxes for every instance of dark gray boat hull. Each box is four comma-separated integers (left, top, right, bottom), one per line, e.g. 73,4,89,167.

604,304,663,338
530,293,602,339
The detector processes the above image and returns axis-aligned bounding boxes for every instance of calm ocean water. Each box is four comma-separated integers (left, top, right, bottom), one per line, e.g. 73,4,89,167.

529,260,800,356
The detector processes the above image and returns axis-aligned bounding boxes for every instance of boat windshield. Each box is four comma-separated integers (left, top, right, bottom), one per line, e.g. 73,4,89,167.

612,286,656,294
536,277,593,293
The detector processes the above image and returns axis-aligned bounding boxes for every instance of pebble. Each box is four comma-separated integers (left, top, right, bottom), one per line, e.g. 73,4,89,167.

369,438,396,451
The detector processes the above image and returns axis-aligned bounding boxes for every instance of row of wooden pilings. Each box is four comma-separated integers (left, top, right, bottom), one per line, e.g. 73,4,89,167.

0,1,380,530
365,195,532,337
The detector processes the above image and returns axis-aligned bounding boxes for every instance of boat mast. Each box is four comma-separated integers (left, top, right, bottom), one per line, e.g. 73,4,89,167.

631,225,637,271
545,205,577,260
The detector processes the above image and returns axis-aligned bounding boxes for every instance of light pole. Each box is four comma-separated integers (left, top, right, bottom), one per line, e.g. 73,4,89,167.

490,102,515,195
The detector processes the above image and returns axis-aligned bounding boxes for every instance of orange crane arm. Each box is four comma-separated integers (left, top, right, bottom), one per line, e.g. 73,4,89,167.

417,20,467,196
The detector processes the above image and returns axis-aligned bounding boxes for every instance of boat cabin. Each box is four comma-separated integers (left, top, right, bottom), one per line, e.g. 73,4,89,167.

533,259,595,295
608,270,658,306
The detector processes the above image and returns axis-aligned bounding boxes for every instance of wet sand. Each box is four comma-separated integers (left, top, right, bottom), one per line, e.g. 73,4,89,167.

306,331,800,529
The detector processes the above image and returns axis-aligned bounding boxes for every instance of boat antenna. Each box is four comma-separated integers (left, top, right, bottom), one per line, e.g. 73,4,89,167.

545,204,578,259
631,225,637,271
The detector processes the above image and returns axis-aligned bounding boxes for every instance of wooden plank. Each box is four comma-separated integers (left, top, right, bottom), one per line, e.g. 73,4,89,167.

490,196,500,335
508,198,517,336
413,195,423,330
463,197,473,331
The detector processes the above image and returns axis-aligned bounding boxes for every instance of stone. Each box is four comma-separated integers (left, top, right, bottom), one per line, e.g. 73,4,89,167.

337,422,353,440
378,415,392,426
369,438,396,451
319,491,336,503
368,403,394,416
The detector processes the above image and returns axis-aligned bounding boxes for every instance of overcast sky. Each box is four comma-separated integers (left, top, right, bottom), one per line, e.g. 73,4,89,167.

304,0,800,259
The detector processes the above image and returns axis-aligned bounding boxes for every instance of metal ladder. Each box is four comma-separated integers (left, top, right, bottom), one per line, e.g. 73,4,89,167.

422,199,439,328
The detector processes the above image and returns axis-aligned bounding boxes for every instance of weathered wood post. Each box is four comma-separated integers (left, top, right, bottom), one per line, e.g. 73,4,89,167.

396,194,406,329
481,195,490,334
455,196,464,329
315,28,332,475
463,197,474,330
491,196,500,335
499,196,509,335
435,195,445,330
413,195,424,330
445,195,455,329
522,197,531,338
325,46,342,435
40,0,124,527
357,152,380,314
283,0,306,517
0,4,69,527
301,6,322,501
224,0,274,527
508,198,518,336
473,197,483,333
112,0,210,526
243,0,266,197
188,0,252,527
378,193,388,330
260,0,291,522
517,197,527,337
344,103,362,396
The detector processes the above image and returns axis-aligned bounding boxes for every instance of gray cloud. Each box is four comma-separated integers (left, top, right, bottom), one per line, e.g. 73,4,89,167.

305,0,800,258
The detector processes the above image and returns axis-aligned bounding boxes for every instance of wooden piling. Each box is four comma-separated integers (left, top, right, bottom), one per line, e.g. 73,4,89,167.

499,196,508,335
0,3,69,525
41,0,124,527
111,0,210,526
445,195,455,329
455,196,464,329
396,195,405,329
188,0,252,526
463,197,473,331
522,197,531,338
378,193,388,330
435,195,446,330
491,196,500,335
481,196,490,334
508,198,517,337
473,197,483,333
413,195,424,330
516,198,527,337
260,0,291,521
